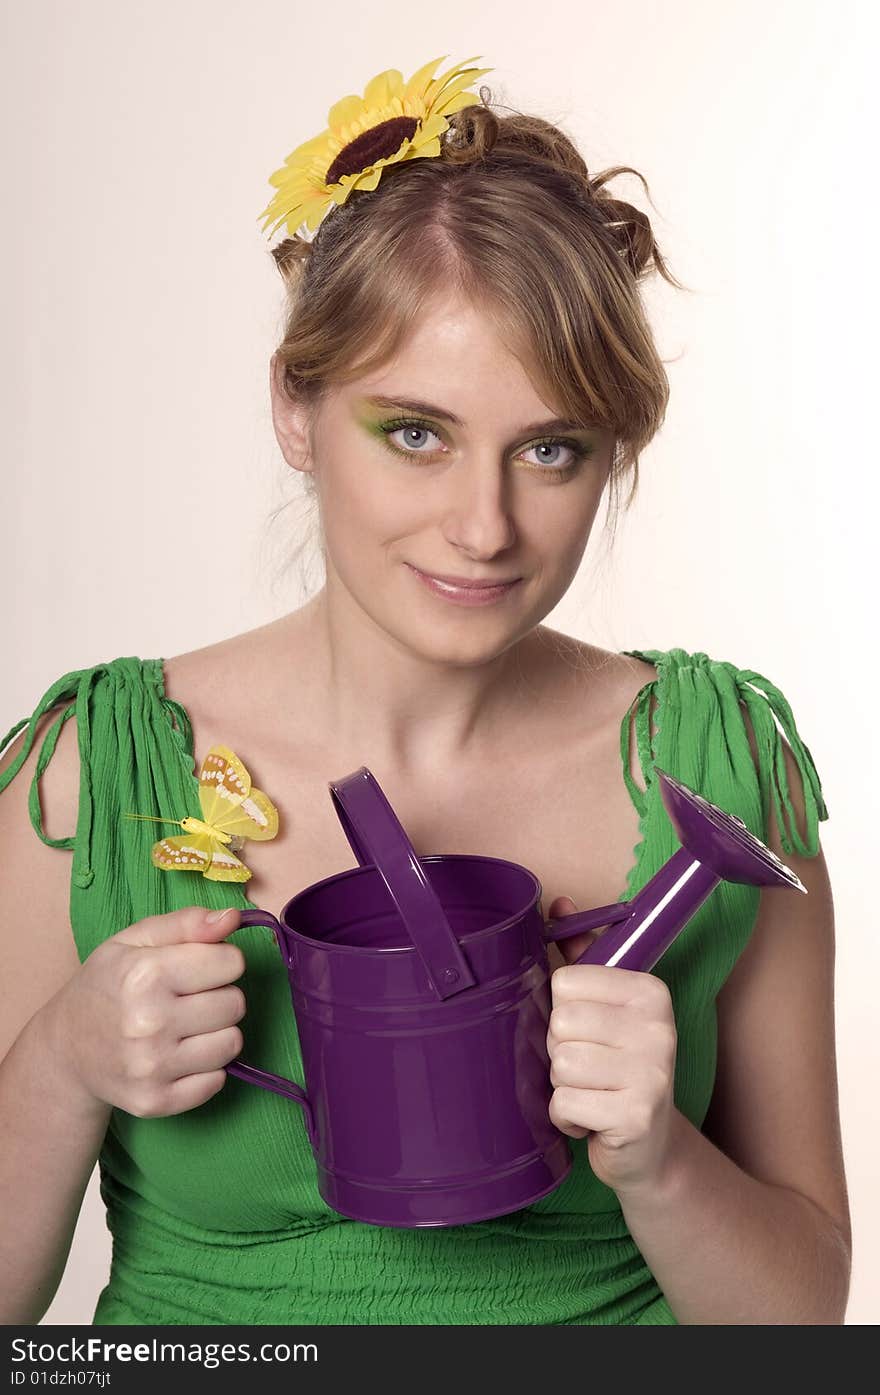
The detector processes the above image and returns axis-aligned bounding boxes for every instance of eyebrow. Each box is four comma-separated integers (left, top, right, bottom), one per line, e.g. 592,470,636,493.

360,394,596,436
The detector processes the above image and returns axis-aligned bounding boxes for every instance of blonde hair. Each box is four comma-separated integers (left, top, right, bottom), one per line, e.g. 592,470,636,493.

265,87,687,590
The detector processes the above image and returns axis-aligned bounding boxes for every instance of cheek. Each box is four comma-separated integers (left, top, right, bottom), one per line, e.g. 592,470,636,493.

317,458,423,563
319,461,382,526
521,486,604,552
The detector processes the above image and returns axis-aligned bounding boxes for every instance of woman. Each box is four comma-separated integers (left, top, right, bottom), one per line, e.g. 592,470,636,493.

0,56,850,1325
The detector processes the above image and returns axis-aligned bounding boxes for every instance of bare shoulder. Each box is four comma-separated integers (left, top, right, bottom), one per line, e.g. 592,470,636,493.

532,626,657,702
160,614,300,733
531,627,659,758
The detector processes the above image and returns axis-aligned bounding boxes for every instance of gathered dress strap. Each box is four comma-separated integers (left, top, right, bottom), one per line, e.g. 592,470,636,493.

617,646,829,863
0,664,110,889
730,664,829,858
619,679,658,819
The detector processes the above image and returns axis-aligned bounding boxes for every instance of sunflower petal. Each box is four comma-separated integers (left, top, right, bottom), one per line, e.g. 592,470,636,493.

422,56,488,105
403,136,442,163
402,55,448,100
411,112,450,144
363,68,404,108
304,197,331,232
352,166,383,192
431,67,494,115
280,132,329,167
327,94,365,130
435,89,487,120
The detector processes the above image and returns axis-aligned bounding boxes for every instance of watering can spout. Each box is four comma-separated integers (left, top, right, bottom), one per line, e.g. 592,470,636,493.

544,768,807,975
544,849,721,974
653,766,807,893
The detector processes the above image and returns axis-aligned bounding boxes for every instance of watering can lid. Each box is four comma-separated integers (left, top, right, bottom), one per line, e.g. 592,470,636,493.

327,767,478,1000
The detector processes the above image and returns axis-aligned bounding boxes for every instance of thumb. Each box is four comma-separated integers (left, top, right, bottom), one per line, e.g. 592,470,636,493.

548,895,578,919
116,904,242,948
546,895,600,966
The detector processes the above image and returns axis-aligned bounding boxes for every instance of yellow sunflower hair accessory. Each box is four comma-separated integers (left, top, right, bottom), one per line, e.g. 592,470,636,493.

257,54,493,241
122,744,280,883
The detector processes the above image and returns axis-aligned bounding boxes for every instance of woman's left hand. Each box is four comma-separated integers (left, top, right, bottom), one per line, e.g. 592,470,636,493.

545,894,681,1198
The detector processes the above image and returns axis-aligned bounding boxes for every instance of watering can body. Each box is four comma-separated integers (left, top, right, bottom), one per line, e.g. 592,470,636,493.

233,858,572,1227
226,767,804,1228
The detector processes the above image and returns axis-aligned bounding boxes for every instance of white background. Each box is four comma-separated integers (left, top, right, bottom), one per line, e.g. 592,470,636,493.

1,0,876,1324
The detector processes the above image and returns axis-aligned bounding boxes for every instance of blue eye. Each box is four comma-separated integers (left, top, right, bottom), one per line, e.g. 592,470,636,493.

382,422,442,454
521,441,582,470
377,416,593,477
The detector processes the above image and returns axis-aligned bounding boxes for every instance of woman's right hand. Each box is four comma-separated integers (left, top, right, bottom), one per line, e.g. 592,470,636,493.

45,905,246,1118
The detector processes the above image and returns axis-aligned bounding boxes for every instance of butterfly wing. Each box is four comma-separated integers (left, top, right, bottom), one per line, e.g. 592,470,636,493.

198,744,279,843
198,745,249,826
152,832,214,874
151,831,253,882
229,784,279,841
202,841,253,883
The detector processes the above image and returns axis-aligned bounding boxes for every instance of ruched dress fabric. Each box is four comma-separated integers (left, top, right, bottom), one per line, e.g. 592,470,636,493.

0,647,829,1325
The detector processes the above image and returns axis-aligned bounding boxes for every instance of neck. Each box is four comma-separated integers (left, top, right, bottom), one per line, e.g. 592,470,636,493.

289,582,545,775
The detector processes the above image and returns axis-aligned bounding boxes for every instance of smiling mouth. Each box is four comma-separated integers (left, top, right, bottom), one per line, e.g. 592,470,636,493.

406,564,522,589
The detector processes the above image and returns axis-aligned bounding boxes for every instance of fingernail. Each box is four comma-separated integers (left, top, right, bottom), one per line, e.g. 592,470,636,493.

206,907,236,925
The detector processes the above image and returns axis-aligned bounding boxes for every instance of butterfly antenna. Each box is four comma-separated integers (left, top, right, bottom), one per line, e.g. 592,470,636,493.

122,814,185,827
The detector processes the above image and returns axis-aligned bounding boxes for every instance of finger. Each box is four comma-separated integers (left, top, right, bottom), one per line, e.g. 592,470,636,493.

551,963,664,1007
173,984,247,1038
547,998,628,1049
548,1040,627,1091
546,897,599,965
172,1026,244,1078
160,941,247,995
549,1084,622,1136
117,905,242,948
163,1071,229,1115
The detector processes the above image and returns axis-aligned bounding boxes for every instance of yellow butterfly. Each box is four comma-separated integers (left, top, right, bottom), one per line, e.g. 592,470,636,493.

123,744,280,882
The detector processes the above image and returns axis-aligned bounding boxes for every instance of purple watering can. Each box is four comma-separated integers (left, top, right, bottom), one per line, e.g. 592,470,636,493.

225,767,804,1228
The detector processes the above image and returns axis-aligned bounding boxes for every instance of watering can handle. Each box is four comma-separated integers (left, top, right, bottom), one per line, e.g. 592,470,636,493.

543,900,659,969
222,909,319,1149
328,767,478,1000
544,900,633,945
544,895,684,974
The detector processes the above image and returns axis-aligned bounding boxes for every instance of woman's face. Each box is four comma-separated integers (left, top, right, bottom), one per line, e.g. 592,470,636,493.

271,290,616,666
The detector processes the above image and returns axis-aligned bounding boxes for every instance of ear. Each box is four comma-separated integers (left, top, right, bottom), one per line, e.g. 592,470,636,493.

269,351,316,475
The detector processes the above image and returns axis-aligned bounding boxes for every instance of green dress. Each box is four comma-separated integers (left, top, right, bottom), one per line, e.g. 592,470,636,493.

0,646,829,1325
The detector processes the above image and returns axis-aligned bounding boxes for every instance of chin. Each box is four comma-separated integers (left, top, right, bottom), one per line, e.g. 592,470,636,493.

389,609,535,668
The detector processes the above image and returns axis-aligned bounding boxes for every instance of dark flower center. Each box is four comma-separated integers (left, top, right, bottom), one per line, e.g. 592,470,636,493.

326,116,419,183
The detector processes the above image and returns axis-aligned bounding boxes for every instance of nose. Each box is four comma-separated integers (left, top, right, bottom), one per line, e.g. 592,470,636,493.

442,459,518,559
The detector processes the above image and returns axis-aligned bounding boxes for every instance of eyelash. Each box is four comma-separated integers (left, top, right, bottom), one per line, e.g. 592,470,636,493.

376,417,594,478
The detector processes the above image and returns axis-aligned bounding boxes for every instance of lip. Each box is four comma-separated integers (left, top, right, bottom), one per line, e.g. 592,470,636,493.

406,565,522,589
405,563,522,606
